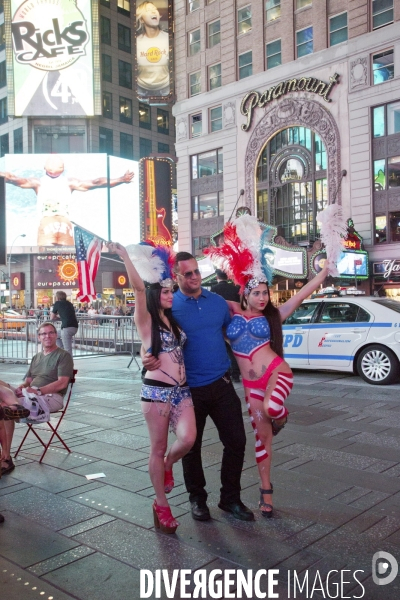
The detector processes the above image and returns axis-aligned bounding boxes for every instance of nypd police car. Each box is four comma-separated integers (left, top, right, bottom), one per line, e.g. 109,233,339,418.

282,297,400,385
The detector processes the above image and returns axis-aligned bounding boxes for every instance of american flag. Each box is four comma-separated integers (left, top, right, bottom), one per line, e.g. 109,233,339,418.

74,226,103,302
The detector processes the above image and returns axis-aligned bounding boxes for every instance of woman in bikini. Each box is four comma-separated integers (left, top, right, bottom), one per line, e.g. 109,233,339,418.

107,242,196,534
206,215,330,518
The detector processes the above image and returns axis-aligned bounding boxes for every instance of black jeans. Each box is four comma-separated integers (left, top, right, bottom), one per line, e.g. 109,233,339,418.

182,373,246,504
225,342,240,379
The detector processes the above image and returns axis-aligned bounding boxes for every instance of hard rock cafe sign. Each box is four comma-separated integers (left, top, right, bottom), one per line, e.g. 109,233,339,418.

240,73,339,131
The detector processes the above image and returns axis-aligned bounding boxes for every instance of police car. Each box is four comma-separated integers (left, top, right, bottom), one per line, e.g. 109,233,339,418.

282,297,400,385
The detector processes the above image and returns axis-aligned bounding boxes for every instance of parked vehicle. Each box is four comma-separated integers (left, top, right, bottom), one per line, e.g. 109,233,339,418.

283,297,400,385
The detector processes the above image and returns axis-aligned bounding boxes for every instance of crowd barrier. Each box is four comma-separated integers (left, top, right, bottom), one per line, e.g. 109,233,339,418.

0,315,141,364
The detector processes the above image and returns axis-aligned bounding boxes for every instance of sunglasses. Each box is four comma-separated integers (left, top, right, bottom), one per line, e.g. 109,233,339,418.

178,268,201,279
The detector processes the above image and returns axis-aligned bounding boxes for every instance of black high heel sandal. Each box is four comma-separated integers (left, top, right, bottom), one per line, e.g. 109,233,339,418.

259,484,273,518
271,415,288,436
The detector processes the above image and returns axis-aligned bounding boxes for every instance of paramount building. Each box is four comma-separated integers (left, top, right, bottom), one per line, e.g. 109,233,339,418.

172,0,400,301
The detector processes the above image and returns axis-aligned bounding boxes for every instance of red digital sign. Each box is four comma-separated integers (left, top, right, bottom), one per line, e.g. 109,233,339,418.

140,158,173,246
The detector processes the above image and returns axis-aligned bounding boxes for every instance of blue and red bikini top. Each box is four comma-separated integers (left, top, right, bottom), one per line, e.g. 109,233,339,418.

226,314,270,359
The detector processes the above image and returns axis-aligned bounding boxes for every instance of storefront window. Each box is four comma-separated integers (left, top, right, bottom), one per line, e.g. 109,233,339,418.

388,101,400,135
388,156,400,187
315,179,327,212
374,159,386,190
191,149,223,178
315,134,327,170
375,215,387,244
257,190,268,222
373,105,385,137
390,211,400,242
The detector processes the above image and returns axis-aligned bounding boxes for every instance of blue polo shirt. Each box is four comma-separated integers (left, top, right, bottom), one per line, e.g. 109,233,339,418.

172,287,231,387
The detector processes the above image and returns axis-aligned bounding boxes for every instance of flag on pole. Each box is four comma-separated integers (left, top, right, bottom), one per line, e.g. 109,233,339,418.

74,226,103,303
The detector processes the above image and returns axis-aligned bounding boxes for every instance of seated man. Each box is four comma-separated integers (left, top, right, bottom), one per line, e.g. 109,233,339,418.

0,321,73,476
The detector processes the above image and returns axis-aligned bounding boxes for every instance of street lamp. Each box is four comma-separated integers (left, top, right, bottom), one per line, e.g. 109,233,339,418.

8,234,26,307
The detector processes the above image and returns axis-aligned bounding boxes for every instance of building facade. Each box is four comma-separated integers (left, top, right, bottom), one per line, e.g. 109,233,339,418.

0,0,176,308
172,0,400,299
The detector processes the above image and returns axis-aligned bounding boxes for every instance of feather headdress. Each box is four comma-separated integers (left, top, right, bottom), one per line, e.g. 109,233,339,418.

126,241,175,287
317,204,347,277
205,215,275,294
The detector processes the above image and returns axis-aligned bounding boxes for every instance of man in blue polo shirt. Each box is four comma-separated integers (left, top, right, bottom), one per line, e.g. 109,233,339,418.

144,252,253,522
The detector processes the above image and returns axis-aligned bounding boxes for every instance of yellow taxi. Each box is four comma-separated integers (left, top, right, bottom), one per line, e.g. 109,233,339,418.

0,309,26,331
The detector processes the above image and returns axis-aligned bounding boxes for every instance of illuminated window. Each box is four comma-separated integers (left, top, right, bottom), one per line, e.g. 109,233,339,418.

329,13,347,46
102,92,112,119
118,23,131,53
157,109,169,134
238,6,252,35
210,106,222,132
0,97,7,124
140,137,152,158
139,103,151,129
266,39,281,69
100,127,113,154
121,132,133,159
0,133,8,157
238,51,252,79
296,27,313,57
102,54,112,82
374,159,386,190
14,128,23,154
372,0,393,30
372,50,394,85
209,63,221,90
375,215,386,244
188,0,200,13
297,0,311,8
315,134,326,170
158,142,170,153
118,60,132,88
119,97,132,124
191,114,202,138
388,101,400,135
118,0,130,15
208,20,220,48
390,211,400,242
189,29,201,56
190,71,201,96
0,61,5,88
265,0,280,22
388,156,400,188
101,16,111,45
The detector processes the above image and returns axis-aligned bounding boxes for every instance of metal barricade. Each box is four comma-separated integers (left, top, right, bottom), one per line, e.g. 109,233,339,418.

0,317,40,362
1,315,141,363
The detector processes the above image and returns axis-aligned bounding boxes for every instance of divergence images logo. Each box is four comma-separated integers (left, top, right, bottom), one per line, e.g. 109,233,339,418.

372,551,398,586
12,0,89,71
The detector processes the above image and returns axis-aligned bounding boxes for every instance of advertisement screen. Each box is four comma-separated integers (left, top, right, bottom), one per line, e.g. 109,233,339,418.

337,252,368,277
135,0,173,104
272,247,306,277
1,154,139,251
6,0,100,116
140,158,173,246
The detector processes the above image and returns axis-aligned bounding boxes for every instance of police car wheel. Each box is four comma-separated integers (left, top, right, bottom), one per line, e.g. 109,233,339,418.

357,345,399,385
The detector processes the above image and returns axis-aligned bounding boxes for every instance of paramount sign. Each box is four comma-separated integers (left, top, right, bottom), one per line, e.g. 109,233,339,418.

240,73,339,131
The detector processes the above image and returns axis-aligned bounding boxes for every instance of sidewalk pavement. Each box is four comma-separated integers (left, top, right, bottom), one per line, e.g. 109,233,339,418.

1,355,400,600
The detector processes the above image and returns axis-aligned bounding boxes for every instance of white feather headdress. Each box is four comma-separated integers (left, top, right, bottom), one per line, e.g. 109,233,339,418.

317,204,347,277
126,243,174,286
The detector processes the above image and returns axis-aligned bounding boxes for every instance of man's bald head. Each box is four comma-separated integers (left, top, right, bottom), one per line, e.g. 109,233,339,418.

44,156,65,178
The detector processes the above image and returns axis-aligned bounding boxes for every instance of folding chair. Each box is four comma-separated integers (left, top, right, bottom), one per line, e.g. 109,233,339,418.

14,369,77,463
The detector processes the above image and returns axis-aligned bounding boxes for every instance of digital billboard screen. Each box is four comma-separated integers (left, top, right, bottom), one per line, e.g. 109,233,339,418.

1,154,139,251
135,0,174,104
337,251,368,277
140,157,173,246
5,0,100,116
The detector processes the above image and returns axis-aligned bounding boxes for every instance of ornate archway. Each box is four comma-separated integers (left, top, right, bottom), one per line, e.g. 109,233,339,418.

244,98,342,210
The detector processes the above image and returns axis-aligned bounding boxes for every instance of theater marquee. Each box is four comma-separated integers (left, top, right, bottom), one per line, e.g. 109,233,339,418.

5,0,101,116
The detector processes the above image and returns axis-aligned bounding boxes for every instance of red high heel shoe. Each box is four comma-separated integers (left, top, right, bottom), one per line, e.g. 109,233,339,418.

164,459,174,494
153,501,179,534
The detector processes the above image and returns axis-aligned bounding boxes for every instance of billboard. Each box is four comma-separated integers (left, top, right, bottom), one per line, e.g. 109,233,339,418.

135,0,174,104
1,154,139,251
337,251,368,278
140,157,173,246
5,0,100,116
33,252,78,289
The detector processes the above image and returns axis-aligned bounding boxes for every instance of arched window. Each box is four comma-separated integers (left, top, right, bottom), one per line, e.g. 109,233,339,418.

256,126,328,245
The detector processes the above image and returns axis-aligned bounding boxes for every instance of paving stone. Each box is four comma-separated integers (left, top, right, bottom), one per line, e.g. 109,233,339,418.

69,485,187,528
0,487,101,530
69,459,152,492
64,441,146,465
5,462,86,493
58,514,117,537
74,519,217,571
28,546,95,576
0,510,80,567
42,552,142,600
82,429,149,450
0,555,76,600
